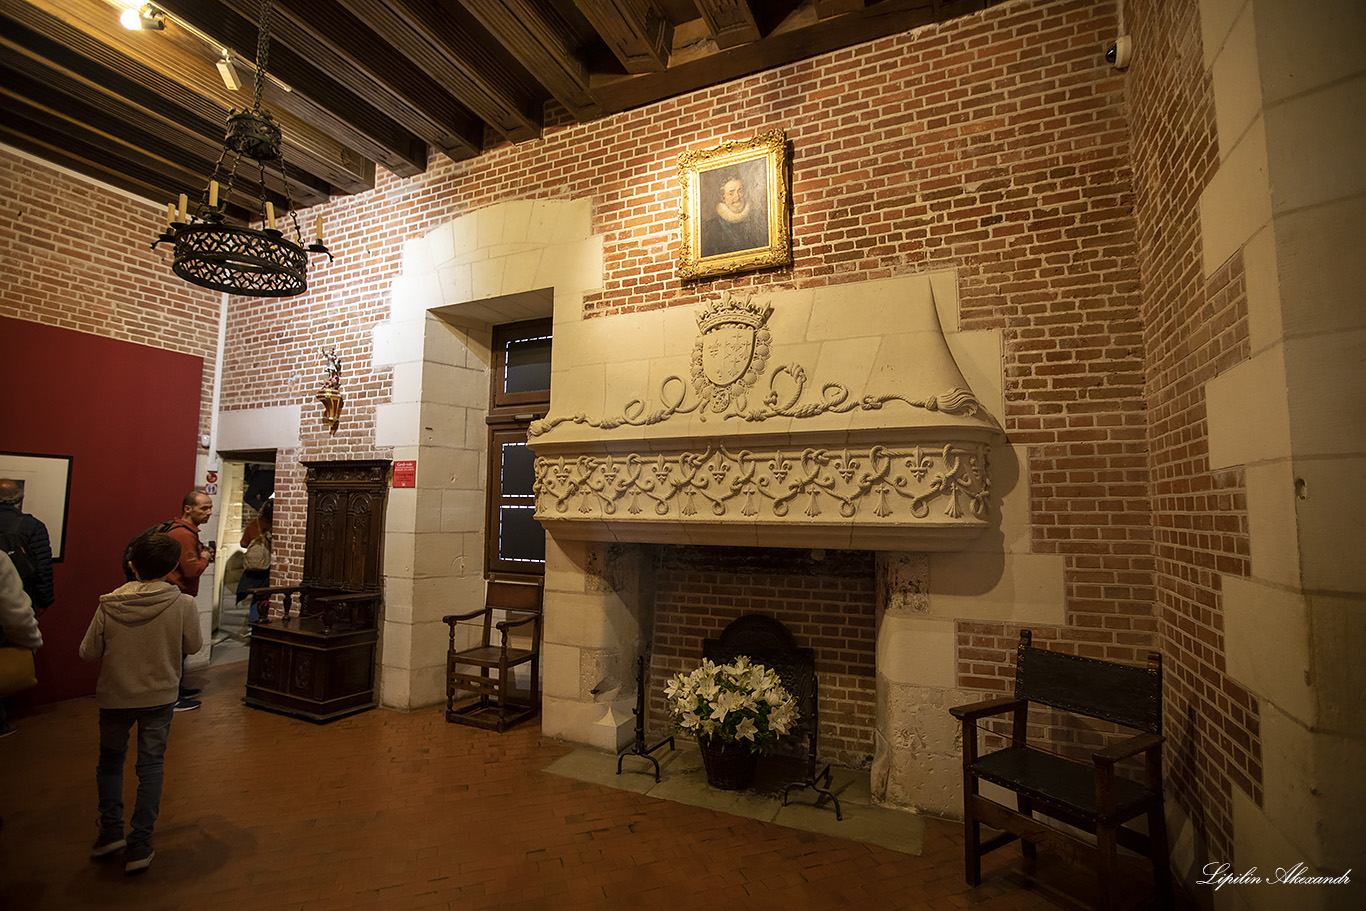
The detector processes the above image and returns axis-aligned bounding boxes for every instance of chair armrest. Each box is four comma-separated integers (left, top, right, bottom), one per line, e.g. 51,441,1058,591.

311,592,377,604
495,613,540,633
949,697,1026,722
442,607,489,625
1094,731,1164,767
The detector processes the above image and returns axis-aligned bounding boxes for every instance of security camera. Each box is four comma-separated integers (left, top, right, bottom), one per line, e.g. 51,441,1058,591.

1105,35,1133,69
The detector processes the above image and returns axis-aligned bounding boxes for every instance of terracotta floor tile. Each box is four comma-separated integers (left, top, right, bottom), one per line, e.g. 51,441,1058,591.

1,662,1185,911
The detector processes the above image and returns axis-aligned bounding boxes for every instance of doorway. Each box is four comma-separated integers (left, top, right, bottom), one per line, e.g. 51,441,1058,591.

210,452,276,666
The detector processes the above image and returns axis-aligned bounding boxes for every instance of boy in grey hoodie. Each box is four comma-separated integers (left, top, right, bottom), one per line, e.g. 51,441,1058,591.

79,533,202,874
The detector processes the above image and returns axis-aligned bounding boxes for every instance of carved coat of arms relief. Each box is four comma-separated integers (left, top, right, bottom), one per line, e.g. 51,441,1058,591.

691,291,772,413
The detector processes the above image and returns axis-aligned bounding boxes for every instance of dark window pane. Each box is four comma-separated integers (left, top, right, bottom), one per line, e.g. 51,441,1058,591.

501,442,536,496
504,335,551,394
499,506,545,563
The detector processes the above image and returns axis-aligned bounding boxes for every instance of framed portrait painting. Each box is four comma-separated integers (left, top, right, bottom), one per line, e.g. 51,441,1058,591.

0,451,72,560
677,129,791,280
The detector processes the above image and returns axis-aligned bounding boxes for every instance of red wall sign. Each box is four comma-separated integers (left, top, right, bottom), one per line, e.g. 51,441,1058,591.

392,460,416,488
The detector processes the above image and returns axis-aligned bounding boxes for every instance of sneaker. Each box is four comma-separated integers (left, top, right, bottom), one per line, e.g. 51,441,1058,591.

172,697,201,712
0,721,15,739
180,686,202,698
91,831,127,858
124,844,154,874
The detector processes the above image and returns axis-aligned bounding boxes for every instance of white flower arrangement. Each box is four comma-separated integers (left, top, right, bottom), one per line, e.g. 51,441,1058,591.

663,656,799,754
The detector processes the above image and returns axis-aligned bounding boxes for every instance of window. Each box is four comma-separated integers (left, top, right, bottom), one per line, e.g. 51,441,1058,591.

486,318,551,577
492,319,552,411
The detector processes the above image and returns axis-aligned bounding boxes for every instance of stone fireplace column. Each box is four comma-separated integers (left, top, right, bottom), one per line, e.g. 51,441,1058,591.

871,551,966,817
541,537,653,751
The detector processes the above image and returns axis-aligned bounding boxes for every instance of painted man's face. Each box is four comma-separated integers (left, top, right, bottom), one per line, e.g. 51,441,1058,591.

721,179,745,213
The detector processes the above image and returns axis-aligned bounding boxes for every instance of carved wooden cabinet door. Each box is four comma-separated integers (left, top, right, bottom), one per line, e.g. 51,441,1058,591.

301,460,389,593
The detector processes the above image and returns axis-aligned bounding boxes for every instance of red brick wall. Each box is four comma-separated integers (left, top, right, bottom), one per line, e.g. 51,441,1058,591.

0,147,221,439
648,547,877,767
1126,0,1258,861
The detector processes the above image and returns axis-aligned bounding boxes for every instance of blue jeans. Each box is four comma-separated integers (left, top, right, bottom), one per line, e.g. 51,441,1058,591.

96,703,175,848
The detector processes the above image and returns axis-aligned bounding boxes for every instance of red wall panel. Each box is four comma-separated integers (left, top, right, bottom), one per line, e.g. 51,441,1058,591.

1,316,202,704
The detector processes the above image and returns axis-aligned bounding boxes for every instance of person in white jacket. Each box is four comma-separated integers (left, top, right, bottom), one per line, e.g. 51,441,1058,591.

0,551,43,740
79,533,202,875
0,552,42,830
0,551,42,648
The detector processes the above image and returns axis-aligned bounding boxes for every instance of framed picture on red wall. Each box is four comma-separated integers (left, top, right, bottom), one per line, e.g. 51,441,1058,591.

677,129,792,280
0,451,73,561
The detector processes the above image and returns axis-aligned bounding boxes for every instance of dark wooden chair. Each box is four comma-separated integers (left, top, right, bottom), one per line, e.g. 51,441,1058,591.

704,614,841,819
949,630,1171,910
441,578,544,732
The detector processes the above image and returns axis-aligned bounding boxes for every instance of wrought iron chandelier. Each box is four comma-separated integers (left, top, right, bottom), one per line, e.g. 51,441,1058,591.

153,0,330,297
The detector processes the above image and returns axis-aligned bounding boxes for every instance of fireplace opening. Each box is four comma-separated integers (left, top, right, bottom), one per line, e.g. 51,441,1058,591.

647,545,877,768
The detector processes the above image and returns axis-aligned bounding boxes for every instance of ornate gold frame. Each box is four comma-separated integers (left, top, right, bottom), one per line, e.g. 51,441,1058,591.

677,129,791,280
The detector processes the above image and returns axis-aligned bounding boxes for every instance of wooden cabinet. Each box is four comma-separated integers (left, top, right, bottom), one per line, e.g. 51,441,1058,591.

245,460,389,722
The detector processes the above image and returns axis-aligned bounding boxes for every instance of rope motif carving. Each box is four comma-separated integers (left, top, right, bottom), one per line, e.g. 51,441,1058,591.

529,365,983,438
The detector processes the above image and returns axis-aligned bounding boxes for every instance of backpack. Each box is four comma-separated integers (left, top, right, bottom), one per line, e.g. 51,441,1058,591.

122,520,177,581
0,525,40,598
242,532,271,571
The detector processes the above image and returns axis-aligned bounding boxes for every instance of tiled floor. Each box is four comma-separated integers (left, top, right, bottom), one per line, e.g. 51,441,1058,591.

1,662,1167,911
208,591,252,668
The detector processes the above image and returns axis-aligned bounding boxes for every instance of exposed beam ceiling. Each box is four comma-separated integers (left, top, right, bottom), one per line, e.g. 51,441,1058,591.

1,0,997,223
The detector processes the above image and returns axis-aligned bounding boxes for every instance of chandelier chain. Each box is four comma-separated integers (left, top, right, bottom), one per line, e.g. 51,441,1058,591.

253,0,273,111
153,0,329,298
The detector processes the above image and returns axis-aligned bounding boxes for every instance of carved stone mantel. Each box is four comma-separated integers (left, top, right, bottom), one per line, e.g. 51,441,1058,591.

532,273,1005,552
534,432,993,550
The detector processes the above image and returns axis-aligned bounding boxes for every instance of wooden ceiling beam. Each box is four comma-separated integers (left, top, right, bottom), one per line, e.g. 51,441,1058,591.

813,0,866,17
153,0,430,176
590,0,986,115
4,0,377,193
571,0,672,74
0,53,326,212
693,0,761,49
337,0,544,143
0,96,288,221
0,109,256,221
457,0,603,121
219,0,485,161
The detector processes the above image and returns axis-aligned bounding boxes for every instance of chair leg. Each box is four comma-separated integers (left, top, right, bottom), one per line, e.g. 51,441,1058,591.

1096,822,1119,911
1148,802,1173,910
963,777,982,887
496,664,511,730
1017,794,1037,873
530,658,540,714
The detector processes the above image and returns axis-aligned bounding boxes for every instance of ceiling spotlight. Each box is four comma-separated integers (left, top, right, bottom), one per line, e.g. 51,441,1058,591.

120,5,165,31
216,52,241,91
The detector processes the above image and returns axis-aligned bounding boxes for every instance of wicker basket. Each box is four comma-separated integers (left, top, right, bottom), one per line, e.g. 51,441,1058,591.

697,736,758,790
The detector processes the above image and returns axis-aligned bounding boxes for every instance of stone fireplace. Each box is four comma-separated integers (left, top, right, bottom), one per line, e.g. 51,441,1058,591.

533,270,1010,814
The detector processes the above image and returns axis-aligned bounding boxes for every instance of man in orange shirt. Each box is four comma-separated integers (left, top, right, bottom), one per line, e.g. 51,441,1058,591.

161,491,214,712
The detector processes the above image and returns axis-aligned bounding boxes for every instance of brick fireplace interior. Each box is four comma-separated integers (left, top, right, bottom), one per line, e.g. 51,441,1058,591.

646,544,878,769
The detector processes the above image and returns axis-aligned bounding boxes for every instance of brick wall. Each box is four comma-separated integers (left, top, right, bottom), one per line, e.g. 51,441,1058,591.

1127,0,1259,861
0,147,221,439
648,546,877,768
